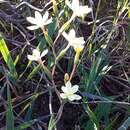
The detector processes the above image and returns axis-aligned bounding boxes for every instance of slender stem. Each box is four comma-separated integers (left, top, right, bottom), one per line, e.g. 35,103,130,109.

52,63,62,103
55,103,65,124
69,64,77,81
38,60,52,80
53,13,76,46
49,88,53,115
41,27,57,58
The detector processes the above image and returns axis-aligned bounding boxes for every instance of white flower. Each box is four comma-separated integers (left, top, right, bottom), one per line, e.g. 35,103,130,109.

66,0,92,17
27,49,48,61
26,11,52,30
60,81,82,101
62,29,85,52
0,0,6,3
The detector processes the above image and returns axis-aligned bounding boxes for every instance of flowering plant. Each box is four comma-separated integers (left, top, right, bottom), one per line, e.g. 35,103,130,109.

27,49,48,61
66,0,92,17
60,81,82,101
26,11,52,30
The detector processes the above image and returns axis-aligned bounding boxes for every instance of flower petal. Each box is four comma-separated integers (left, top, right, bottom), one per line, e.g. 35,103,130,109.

44,17,52,25
26,17,37,25
60,93,67,99
68,95,76,101
62,32,69,41
68,29,76,39
66,81,72,88
71,85,79,93
80,6,92,15
27,25,39,30
73,94,82,100
73,37,85,45
41,49,48,58
27,55,37,61
35,11,43,21
42,11,49,22
32,49,41,57
61,86,68,93
72,0,79,10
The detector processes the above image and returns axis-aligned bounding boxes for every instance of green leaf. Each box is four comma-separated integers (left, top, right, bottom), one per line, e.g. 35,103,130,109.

105,115,119,130
0,36,17,79
27,64,41,80
48,114,56,130
6,86,14,130
86,105,100,130
14,119,37,130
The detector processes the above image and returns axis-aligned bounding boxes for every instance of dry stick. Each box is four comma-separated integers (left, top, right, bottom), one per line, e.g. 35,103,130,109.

55,102,65,124
69,51,81,81
69,63,77,81
52,63,62,104
71,100,130,106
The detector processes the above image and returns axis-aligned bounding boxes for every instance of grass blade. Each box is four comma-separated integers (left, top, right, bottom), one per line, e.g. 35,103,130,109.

14,119,37,130
0,36,17,79
6,86,14,130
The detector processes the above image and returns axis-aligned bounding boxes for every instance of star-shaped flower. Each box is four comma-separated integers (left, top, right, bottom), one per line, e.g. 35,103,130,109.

27,49,48,61
60,81,82,101
62,29,85,53
26,11,52,30
66,0,92,17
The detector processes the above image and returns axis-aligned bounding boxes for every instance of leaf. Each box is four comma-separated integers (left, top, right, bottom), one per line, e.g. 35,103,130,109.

0,36,17,79
82,92,109,101
85,105,100,130
48,114,56,130
105,115,119,130
27,64,41,80
6,86,14,130
14,119,37,130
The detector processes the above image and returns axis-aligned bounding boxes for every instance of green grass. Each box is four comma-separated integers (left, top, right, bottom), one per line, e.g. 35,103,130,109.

0,0,130,130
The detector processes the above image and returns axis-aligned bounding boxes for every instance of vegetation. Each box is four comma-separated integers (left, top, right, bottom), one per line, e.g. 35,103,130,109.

0,0,130,130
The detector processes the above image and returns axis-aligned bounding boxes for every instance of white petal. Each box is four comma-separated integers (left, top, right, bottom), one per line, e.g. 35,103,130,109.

68,29,76,39
26,17,37,25
27,25,39,30
44,17,52,25
32,49,40,57
65,81,72,88
71,85,79,93
68,95,76,101
65,81,73,93
72,0,79,10
41,49,48,57
61,86,68,93
27,55,37,61
35,11,43,21
80,6,92,15
60,93,67,99
73,94,82,100
42,11,49,22
72,38,85,46
62,32,69,41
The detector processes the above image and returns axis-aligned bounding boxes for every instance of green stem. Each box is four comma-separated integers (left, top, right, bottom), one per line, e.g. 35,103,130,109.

38,60,52,80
